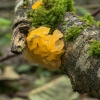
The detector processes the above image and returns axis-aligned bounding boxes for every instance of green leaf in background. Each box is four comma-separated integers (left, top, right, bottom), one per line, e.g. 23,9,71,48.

28,76,79,100
76,7,89,16
0,18,12,46
0,33,12,46
0,17,11,25
0,17,12,31
36,67,51,78
16,64,32,73
39,70,51,78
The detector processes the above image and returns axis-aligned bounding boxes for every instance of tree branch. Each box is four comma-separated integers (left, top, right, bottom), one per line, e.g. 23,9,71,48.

11,0,100,99
0,53,18,62
91,7,100,17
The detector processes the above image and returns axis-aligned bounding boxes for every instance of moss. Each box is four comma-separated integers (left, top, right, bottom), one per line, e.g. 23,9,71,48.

80,13,96,26
89,40,100,58
97,21,100,29
23,0,29,6
27,0,75,33
66,0,75,13
64,25,83,41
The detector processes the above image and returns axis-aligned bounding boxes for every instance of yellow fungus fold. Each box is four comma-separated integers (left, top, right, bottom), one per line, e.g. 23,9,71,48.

32,0,43,9
23,26,65,70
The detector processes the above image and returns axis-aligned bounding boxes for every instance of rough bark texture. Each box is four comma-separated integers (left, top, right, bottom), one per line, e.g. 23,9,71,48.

11,0,100,99
59,12,100,99
11,0,31,54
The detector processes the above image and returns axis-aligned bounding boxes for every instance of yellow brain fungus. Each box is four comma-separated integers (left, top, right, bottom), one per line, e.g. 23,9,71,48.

23,26,65,70
32,0,43,9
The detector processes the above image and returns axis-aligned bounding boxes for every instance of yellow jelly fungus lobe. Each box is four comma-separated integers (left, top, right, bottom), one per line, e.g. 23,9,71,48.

23,26,65,70
32,0,43,9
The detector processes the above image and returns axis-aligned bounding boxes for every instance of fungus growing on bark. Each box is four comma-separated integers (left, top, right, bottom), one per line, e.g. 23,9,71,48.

23,26,65,70
32,0,43,9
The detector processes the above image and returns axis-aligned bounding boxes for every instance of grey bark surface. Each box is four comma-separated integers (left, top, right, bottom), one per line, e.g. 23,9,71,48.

59,13,100,99
11,0,100,99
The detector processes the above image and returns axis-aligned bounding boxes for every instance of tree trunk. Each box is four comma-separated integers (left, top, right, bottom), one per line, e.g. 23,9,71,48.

11,0,100,99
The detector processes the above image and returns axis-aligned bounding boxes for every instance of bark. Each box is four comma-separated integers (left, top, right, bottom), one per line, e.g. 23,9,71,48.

11,0,31,54
60,12,100,99
11,0,100,99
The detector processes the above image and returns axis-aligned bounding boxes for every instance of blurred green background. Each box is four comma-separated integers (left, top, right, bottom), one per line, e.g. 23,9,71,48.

0,0,100,100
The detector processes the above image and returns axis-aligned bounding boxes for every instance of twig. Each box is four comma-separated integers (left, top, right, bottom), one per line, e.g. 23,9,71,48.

91,7,100,17
0,53,19,62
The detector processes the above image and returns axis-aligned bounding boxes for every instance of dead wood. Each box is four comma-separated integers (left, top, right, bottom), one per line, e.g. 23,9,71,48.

11,0,100,99
60,12,100,99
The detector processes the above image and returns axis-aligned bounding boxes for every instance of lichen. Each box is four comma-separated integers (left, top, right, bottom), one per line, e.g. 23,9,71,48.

89,40,100,58
64,25,83,41
23,26,65,70
26,0,75,32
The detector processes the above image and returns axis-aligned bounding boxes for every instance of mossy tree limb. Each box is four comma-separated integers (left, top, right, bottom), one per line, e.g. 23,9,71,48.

11,0,100,99
60,12,100,99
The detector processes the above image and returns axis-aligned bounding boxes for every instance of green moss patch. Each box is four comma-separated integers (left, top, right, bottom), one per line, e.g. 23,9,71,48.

83,13,95,25
79,13,96,27
66,0,75,13
97,21,100,29
21,0,29,7
64,25,83,41
27,0,75,32
89,40,100,58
